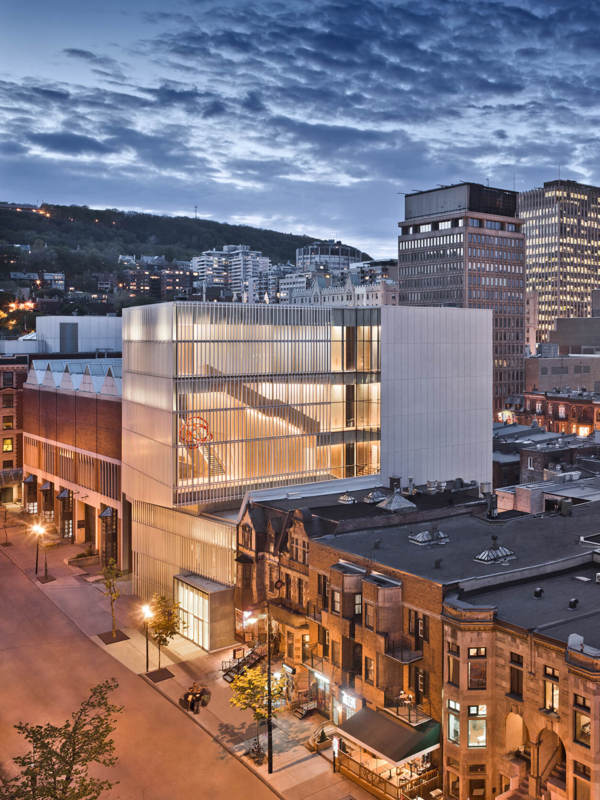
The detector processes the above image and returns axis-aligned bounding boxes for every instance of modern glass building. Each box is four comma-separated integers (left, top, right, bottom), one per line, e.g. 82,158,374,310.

122,302,380,510
519,180,600,342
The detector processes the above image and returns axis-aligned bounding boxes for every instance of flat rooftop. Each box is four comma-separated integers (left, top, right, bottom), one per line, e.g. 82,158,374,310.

459,562,600,649
314,500,600,585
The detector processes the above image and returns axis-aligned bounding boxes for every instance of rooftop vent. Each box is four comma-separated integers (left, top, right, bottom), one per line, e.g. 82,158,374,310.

377,489,417,512
408,525,449,546
363,488,389,505
338,493,357,504
534,587,544,598
569,598,579,610
474,534,516,564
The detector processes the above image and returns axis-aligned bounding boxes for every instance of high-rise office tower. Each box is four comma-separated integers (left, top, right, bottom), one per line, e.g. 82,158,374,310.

397,183,525,414
518,180,600,342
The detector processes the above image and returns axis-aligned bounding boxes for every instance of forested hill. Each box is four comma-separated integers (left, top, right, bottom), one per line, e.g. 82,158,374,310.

0,203,320,268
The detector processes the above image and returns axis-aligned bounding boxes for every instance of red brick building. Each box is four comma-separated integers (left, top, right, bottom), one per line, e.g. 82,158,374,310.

517,390,599,437
22,358,129,567
0,355,29,502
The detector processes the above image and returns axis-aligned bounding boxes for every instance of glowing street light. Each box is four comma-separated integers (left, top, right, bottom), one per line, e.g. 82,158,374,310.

142,604,153,673
32,523,44,576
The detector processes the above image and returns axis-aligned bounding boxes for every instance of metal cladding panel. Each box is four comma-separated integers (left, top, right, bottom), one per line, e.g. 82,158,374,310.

405,185,469,220
380,306,492,486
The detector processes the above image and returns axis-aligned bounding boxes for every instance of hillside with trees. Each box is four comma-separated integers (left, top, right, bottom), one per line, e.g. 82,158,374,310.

0,203,322,278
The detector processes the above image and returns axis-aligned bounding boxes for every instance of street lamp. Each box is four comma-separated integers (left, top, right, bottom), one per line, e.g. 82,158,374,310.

266,578,284,775
142,604,153,673
32,523,44,576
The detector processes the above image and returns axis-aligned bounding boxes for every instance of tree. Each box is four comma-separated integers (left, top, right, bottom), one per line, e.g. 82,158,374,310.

0,679,122,800
229,666,286,757
101,559,120,640
148,594,183,669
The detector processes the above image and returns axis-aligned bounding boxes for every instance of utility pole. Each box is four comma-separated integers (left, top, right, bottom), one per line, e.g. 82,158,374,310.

194,205,198,220
266,600,273,774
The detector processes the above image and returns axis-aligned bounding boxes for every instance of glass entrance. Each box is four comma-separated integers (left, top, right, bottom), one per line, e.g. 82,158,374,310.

174,578,209,650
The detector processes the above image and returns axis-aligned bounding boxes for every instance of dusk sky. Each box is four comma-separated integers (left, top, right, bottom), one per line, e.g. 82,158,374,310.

2,0,599,255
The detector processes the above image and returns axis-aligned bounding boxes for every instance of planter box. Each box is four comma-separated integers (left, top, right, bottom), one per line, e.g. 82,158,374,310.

67,554,100,567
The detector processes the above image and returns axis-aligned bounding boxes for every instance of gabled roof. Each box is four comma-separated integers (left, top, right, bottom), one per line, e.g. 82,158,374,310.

25,358,122,398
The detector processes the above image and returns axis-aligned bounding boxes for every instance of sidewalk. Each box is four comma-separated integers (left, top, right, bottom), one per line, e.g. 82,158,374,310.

0,512,371,800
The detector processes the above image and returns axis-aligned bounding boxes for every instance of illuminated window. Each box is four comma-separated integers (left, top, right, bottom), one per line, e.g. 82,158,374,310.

2,416,13,430
448,699,460,743
468,705,487,748
331,590,341,614
364,656,374,683
2,438,13,453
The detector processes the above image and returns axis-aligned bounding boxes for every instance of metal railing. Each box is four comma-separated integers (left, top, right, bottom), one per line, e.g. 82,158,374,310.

336,752,440,800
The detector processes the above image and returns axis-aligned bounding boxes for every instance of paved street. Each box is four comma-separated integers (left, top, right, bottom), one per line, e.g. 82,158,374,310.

0,540,276,800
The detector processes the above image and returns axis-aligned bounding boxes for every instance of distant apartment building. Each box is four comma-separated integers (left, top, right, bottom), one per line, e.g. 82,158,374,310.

547,317,600,355
22,358,127,567
519,180,600,342
525,353,600,393
397,182,526,414
191,245,270,303
296,240,366,276
277,272,311,302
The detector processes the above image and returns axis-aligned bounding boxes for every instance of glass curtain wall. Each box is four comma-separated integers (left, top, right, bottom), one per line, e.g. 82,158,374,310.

173,304,380,505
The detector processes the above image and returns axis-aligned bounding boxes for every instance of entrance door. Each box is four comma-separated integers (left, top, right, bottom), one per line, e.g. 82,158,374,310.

0,487,12,503
84,504,95,545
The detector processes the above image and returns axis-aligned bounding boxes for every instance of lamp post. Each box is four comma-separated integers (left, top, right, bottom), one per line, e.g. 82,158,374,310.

266,599,273,774
142,604,153,672
266,578,284,775
32,523,44,576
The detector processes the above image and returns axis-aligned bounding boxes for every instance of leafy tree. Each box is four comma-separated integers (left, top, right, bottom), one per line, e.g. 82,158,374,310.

0,679,122,800
148,594,183,669
229,666,286,755
101,559,120,640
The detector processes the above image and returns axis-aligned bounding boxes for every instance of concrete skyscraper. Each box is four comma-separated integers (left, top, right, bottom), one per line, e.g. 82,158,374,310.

397,182,526,414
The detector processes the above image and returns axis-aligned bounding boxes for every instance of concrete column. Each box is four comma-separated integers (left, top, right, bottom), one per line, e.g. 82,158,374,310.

74,500,86,545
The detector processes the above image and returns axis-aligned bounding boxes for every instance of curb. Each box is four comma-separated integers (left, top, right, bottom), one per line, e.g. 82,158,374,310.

140,673,286,800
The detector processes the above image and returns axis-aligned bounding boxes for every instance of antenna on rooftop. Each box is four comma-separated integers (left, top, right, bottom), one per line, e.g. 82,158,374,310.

194,205,198,219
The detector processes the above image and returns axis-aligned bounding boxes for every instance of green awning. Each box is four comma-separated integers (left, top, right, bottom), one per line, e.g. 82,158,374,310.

337,707,440,766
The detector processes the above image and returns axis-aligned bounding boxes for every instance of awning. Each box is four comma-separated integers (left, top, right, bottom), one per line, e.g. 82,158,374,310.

40,481,52,491
337,708,440,766
23,474,36,484
99,506,115,518
57,488,70,500
235,553,254,564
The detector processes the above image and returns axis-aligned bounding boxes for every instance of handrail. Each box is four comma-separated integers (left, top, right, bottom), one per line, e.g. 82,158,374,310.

540,743,562,783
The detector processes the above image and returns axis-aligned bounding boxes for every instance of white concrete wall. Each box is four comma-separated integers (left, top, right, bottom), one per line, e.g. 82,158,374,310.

36,316,122,353
380,306,492,487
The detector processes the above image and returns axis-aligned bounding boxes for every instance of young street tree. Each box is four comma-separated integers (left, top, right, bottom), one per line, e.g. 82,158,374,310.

148,594,183,670
229,666,286,758
0,678,122,800
102,559,120,640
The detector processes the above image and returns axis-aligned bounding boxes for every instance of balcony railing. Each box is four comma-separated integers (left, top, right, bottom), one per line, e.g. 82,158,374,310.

302,644,325,672
384,635,423,665
382,691,432,727
307,597,328,623
336,751,440,800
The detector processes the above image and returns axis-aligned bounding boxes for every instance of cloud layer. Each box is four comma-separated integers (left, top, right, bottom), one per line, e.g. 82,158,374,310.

2,0,600,254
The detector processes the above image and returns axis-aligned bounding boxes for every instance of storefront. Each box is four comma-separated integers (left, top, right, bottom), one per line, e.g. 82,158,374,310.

333,707,441,800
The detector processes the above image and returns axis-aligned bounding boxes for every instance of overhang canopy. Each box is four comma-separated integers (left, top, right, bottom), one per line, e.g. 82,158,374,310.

23,474,36,484
99,506,115,518
270,601,309,629
337,708,440,766
57,488,70,500
40,481,52,491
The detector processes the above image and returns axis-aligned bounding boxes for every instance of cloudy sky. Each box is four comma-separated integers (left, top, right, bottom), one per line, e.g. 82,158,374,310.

2,0,599,255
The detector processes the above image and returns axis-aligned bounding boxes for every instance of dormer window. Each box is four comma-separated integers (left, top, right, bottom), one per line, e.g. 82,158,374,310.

239,523,252,549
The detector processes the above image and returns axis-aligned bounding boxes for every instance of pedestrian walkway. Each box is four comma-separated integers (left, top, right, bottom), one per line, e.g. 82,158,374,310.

1,511,371,800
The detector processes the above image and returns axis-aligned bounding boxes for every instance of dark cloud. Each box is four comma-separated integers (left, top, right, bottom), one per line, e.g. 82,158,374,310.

3,0,600,253
27,132,111,156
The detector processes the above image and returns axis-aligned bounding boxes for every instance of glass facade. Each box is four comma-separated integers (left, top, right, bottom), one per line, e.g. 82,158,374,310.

519,180,600,341
123,303,381,507
175,577,209,649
